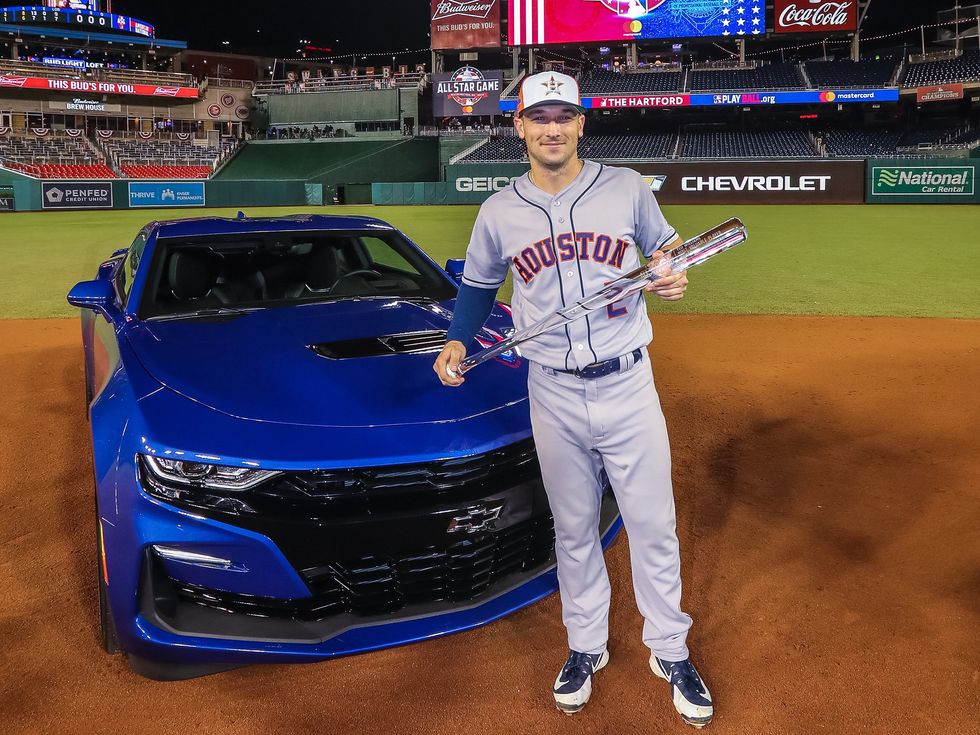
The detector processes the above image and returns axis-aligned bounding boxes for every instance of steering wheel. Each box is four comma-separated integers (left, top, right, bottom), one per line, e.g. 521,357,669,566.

338,269,383,281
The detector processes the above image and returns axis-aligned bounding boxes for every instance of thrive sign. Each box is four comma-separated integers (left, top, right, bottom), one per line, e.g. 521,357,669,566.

872,166,974,196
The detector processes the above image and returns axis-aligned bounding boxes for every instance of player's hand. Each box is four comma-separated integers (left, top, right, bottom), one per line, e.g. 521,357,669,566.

644,251,688,301
433,340,467,387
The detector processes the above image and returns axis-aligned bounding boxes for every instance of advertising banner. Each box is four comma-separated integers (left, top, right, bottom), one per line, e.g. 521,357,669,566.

501,88,899,111
916,84,964,103
0,75,198,99
431,0,501,50
773,1,857,33
41,181,113,209
128,181,206,208
867,160,978,203
445,161,865,204
433,67,503,116
509,0,765,45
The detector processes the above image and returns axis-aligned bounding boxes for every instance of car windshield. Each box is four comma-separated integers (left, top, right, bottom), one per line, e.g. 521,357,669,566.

139,229,457,320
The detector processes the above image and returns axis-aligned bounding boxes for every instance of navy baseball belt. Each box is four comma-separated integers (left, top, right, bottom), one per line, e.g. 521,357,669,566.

555,348,644,379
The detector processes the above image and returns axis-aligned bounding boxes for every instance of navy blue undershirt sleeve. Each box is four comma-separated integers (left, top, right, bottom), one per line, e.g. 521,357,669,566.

446,282,499,346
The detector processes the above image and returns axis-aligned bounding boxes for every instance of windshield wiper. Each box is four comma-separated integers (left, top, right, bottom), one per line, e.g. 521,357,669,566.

149,306,265,322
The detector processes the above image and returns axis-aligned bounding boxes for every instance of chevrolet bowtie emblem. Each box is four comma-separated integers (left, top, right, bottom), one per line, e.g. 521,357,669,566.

447,502,505,533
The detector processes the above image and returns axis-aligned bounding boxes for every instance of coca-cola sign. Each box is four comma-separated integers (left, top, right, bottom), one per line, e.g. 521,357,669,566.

774,1,857,33
431,0,501,49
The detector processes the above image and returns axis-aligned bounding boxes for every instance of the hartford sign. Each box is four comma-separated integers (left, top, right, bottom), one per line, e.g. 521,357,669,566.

774,1,857,33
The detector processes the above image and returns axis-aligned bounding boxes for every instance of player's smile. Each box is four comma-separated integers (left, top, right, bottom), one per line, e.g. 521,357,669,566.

516,104,585,170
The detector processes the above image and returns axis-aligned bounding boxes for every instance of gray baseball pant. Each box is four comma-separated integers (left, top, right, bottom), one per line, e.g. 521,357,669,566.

527,355,692,661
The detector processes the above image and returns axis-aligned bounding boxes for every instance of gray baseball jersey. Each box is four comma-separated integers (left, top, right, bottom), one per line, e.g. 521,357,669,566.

460,159,693,661
461,159,677,370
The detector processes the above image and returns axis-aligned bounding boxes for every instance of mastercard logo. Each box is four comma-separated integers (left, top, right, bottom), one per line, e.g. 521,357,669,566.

462,105,473,113
623,20,643,33
819,91,836,103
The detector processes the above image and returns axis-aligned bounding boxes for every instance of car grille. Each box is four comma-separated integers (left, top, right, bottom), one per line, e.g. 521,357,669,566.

169,514,555,620
258,438,538,515
310,329,447,359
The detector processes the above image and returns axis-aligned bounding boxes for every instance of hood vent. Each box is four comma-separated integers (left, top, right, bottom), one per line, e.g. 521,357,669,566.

311,330,448,359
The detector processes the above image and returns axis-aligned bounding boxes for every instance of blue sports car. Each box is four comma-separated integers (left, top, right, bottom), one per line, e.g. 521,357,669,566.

68,213,621,680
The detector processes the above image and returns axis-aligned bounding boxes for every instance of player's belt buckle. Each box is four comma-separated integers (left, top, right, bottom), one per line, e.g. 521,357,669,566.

569,348,643,379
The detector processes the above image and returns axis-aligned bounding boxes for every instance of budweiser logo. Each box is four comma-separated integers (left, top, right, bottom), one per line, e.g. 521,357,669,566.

432,0,496,21
778,1,853,28
153,87,180,96
0,75,28,87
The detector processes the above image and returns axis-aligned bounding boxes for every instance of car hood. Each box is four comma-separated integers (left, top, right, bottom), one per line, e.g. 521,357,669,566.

126,299,526,428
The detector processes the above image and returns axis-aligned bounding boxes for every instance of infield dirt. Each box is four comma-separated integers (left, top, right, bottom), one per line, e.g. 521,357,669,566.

1,315,977,734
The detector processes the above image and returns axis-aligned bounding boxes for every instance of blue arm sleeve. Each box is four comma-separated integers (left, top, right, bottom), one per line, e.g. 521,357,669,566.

446,283,499,346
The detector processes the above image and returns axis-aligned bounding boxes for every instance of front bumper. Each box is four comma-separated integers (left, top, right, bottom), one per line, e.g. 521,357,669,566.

109,441,622,678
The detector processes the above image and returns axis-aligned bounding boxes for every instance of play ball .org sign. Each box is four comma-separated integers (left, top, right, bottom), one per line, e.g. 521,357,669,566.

433,67,503,116
872,166,975,196
42,182,113,209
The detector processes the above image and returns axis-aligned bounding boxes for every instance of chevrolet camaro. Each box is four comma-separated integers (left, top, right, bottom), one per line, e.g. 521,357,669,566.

68,213,621,680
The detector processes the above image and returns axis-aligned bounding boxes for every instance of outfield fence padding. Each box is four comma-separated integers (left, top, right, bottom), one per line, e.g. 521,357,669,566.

865,158,979,204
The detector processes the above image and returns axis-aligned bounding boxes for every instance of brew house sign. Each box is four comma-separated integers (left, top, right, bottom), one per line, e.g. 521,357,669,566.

774,1,857,33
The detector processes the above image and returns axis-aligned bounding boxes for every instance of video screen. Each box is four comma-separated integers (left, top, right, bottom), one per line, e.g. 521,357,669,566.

509,0,767,45
42,1,100,10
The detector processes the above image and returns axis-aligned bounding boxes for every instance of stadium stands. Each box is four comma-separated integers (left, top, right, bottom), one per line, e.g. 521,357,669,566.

680,129,816,158
457,134,676,163
0,135,117,178
689,63,805,91
804,59,898,88
903,50,980,86
823,130,904,157
99,138,237,178
578,69,683,95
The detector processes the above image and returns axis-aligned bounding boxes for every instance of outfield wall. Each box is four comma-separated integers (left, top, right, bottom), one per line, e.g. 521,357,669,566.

865,159,979,204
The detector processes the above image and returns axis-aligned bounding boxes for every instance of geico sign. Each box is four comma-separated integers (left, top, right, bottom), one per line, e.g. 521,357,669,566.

681,175,832,192
456,176,519,192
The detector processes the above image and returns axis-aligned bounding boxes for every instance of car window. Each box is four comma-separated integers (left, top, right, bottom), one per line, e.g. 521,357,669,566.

118,233,146,305
138,230,456,320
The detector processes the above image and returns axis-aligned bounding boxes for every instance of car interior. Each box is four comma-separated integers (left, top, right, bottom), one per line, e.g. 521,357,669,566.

139,232,455,318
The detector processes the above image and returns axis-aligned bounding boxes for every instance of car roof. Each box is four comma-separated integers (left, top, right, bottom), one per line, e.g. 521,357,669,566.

150,214,397,239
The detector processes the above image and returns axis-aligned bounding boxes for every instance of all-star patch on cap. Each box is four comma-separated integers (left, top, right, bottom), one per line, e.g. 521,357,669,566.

517,71,585,116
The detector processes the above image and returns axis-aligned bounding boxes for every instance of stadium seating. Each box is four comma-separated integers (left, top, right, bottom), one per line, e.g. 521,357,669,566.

578,69,683,95
903,50,980,86
457,134,675,163
99,138,236,178
805,59,898,88
0,135,117,177
689,63,805,91
823,130,904,157
121,165,212,179
680,129,816,158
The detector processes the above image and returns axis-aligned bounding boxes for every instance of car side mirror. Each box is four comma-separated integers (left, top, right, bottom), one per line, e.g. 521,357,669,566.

445,258,465,285
67,278,116,315
111,247,129,258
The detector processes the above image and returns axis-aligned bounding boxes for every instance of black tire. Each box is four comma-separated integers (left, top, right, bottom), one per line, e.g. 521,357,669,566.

96,498,119,654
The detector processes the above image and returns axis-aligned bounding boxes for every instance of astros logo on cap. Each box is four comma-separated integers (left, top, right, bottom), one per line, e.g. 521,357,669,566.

542,75,564,97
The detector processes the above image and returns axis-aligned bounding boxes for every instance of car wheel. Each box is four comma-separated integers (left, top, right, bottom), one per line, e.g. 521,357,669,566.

96,497,119,654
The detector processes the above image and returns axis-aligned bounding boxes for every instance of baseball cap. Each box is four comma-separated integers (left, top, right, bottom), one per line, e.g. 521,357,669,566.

517,71,585,116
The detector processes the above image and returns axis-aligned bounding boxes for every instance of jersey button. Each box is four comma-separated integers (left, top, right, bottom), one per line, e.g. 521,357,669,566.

558,217,565,223
567,271,573,277
553,200,561,207
577,344,584,350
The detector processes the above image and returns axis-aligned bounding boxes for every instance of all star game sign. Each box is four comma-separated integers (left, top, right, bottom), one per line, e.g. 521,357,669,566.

433,67,503,116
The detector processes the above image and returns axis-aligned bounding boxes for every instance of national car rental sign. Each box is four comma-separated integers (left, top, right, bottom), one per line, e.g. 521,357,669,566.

774,1,857,33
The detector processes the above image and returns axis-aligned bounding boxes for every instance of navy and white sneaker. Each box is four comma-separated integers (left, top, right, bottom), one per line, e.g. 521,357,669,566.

553,649,609,714
650,656,714,728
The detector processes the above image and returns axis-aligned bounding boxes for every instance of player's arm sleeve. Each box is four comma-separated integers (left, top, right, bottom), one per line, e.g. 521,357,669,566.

446,283,499,346
633,175,679,257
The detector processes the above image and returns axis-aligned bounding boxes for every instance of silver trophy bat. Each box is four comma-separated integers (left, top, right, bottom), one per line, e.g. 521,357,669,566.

452,217,747,376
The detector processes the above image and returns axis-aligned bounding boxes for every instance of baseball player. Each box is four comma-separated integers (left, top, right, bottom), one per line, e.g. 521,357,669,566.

433,71,712,727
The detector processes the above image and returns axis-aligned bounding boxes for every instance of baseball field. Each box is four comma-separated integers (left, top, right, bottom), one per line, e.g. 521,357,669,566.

1,204,978,733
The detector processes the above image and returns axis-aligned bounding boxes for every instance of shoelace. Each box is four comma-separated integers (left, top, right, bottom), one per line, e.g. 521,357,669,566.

664,660,707,695
560,651,597,688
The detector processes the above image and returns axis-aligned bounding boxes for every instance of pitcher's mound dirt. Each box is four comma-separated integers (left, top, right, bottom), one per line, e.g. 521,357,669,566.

1,315,977,734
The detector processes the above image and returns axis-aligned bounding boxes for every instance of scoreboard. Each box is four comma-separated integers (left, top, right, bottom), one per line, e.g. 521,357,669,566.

0,5,155,37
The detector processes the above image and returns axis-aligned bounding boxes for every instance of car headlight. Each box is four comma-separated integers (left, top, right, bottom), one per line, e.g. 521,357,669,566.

142,454,280,491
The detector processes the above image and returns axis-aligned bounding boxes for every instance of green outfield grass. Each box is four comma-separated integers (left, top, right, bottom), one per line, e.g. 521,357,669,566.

1,204,977,319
